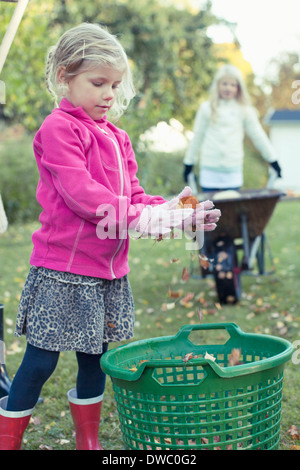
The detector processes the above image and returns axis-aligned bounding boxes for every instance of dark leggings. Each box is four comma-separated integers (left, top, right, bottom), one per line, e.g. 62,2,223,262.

6,343,108,412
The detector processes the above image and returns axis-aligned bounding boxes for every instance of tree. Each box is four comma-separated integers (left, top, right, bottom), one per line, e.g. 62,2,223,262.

264,52,300,110
0,0,56,129
0,0,220,140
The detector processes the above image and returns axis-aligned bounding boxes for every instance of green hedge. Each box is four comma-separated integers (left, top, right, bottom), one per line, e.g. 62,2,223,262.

0,134,40,223
0,130,268,224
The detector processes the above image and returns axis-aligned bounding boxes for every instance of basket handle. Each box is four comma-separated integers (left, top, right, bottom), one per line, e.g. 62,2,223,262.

136,355,229,390
175,322,245,344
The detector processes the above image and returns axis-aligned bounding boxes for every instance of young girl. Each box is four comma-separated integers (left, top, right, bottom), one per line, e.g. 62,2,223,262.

0,23,220,451
183,64,281,192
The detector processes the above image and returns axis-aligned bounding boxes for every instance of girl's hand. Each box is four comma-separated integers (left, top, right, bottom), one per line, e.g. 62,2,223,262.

192,200,221,232
176,187,221,232
134,203,193,238
181,199,221,235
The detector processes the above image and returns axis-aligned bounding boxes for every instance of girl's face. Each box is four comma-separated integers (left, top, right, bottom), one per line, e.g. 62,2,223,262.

218,76,239,100
60,64,124,121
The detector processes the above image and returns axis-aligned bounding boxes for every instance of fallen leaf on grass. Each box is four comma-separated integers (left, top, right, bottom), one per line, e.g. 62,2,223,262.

186,310,195,318
30,416,42,426
55,439,70,445
288,425,300,440
39,444,54,450
161,302,176,311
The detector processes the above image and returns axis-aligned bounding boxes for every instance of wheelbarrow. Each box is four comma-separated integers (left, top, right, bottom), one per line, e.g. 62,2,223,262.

192,188,284,304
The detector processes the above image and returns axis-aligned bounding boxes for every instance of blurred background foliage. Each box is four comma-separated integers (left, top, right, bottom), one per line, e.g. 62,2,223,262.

0,0,298,222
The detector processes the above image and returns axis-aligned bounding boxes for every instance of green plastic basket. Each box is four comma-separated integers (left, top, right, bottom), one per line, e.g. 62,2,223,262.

101,323,294,450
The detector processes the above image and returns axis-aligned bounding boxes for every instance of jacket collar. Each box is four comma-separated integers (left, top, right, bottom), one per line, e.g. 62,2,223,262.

57,98,108,127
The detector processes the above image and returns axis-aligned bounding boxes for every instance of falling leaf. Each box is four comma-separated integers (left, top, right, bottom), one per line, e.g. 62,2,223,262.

199,254,213,270
181,267,190,282
198,309,204,321
228,348,242,366
168,288,183,298
180,292,194,307
108,322,116,328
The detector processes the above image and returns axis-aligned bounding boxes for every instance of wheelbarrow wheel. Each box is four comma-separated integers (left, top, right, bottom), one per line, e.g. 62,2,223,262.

213,236,242,304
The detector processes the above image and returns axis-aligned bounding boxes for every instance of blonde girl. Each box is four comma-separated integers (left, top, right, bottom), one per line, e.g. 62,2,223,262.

183,64,281,191
0,23,220,451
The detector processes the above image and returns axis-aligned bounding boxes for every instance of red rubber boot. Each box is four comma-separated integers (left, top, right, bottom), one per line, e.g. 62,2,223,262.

0,396,34,450
67,388,103,450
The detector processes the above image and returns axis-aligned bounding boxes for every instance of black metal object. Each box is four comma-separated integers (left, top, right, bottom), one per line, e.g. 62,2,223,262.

0,303,12,398
191,189,283,304
213,236,242,304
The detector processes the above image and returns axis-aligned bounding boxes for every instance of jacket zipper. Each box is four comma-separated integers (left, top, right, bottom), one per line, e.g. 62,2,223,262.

97,126,124,279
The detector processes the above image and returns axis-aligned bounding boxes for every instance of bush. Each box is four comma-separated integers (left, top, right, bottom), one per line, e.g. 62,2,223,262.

0,124,268,225
136,149,190,197
136,142,268,198
0,131,40,223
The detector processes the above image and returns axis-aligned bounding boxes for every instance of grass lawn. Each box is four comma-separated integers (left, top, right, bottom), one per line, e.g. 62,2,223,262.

0,197,299,451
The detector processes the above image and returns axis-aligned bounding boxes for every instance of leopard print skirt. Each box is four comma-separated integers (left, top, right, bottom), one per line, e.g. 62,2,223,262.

15,266,135,354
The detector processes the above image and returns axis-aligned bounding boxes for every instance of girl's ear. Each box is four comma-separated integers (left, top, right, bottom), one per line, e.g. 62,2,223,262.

57,65,67,85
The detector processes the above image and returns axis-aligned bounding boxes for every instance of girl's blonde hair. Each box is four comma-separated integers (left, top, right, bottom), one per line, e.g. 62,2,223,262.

45,23,135,121
209,65,251,120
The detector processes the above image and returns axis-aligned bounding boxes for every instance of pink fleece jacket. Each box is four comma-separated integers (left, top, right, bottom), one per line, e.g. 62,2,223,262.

30,98,166,279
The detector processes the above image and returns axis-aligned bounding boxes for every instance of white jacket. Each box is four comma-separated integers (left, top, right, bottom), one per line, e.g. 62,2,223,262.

184,99,276,172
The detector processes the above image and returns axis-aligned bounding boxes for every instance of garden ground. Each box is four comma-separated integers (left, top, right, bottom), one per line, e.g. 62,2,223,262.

0,197,299,450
